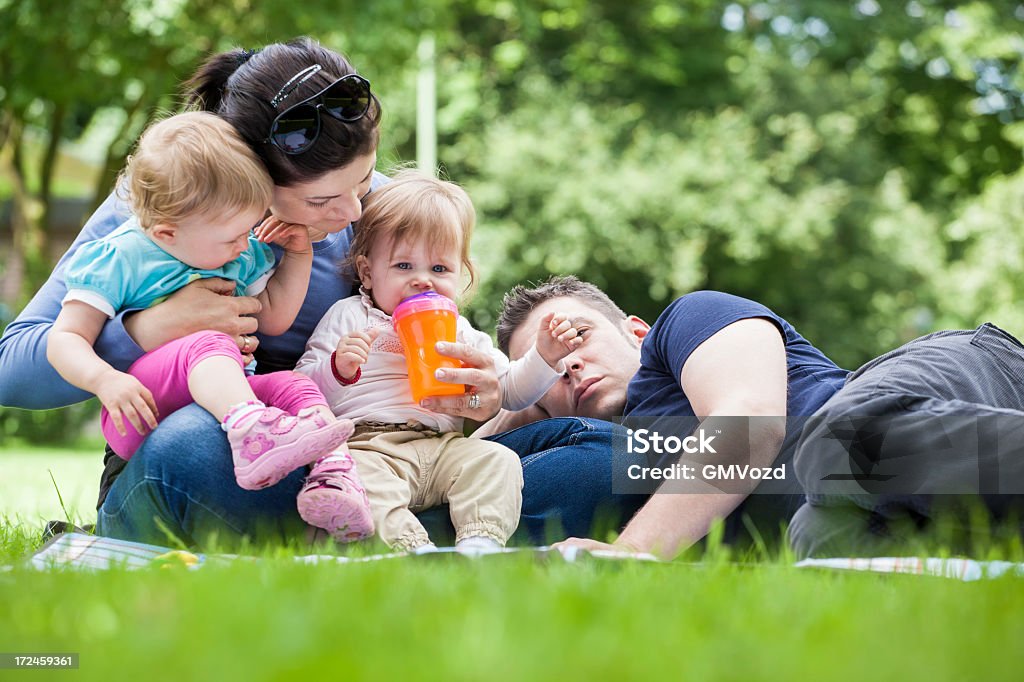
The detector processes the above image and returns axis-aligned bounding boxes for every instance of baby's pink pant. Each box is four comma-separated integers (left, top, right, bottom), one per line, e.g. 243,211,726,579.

102,330,328,460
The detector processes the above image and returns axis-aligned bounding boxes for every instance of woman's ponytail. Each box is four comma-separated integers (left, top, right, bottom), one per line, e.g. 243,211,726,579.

183,48,259,113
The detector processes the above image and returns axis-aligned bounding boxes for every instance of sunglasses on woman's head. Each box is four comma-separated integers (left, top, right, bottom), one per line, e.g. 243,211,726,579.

265,64,372,155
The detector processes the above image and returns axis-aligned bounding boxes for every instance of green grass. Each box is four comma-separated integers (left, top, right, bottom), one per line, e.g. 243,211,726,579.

1,445,1023,681
0,445,104,526
1,549,1022,680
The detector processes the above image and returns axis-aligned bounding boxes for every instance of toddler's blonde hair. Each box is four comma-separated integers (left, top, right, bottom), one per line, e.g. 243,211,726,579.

351,169,478,292
119,111,272,228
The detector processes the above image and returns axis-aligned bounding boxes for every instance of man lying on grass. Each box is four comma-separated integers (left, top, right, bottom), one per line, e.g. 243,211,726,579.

479,276,1024,559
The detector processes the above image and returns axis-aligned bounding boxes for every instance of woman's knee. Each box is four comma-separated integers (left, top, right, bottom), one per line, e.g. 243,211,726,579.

134,403,230,479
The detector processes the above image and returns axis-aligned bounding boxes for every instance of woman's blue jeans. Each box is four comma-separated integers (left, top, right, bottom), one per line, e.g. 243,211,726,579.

95,404,647,548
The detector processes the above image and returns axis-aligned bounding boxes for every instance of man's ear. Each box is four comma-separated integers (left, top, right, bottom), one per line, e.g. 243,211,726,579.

355,255,372,289
149,222,177,246
625,315,650,345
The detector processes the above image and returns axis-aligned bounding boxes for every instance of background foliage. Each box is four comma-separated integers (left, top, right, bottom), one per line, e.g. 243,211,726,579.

2,0,1023,441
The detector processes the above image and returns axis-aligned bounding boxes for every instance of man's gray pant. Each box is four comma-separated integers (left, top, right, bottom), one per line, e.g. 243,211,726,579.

789,324,1024,558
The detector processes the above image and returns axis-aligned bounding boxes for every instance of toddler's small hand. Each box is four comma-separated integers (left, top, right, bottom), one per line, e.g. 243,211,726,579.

334,328,382,381
254,216,313,255
95,370,159,437
536,312,583,368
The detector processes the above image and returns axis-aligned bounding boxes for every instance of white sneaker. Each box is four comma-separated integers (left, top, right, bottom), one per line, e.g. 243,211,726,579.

455,536,503,555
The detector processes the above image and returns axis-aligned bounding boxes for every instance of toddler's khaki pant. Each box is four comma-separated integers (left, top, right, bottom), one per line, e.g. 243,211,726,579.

348,426,523,551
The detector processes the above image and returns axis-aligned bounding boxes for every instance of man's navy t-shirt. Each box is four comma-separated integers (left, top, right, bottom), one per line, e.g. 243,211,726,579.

622,291,850,536
625,291,849,418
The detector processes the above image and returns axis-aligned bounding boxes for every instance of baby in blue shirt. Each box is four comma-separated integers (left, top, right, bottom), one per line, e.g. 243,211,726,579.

47,112,371,538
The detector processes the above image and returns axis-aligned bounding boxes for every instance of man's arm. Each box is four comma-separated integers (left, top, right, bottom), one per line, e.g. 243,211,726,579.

562,318,788,558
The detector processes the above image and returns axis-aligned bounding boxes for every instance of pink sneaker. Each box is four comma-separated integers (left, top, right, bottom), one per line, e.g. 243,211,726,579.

229,407,354,490
297,450,375,542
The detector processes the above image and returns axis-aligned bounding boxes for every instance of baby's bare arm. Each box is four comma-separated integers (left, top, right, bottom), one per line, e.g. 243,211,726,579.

49,302,158,435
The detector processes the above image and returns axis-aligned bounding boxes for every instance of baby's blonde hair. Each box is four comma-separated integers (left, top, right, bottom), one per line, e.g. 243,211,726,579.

119,111,272,228
351,169,478,292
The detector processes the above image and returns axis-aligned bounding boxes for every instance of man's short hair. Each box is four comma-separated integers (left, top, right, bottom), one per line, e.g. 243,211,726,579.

496,275,628,354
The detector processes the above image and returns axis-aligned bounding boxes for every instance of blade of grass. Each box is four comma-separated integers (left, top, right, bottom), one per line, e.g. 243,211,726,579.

48,469,72,525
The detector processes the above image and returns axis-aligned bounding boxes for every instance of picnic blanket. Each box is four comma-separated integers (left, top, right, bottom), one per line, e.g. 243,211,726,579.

794,556,1024,581
15,532,660,571
9,533,1024,580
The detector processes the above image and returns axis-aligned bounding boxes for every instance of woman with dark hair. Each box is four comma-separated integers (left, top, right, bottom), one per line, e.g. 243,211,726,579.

0,38,560,547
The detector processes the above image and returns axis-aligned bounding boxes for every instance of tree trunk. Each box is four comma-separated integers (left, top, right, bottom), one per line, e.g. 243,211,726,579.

27,102,67,293
4,122,50,307
0,112,17,308
5,124,35,307
88,86,153,214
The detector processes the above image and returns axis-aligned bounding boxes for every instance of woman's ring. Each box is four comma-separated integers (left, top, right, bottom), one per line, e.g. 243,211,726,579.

468,393,481,410
241,336,251,353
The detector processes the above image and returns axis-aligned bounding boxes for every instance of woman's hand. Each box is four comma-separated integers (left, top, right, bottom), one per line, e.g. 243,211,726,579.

254,216,313,256
238,333,259,365
420,341,502,421
124,278,261,353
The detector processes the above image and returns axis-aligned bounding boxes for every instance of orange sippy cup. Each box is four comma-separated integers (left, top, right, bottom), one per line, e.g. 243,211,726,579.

392,291,465,402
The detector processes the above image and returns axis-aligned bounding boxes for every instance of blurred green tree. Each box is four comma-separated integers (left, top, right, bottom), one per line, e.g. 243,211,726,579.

0,0,433,442
3,0,1024,442
0,0,434,306
424,0,1023,366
